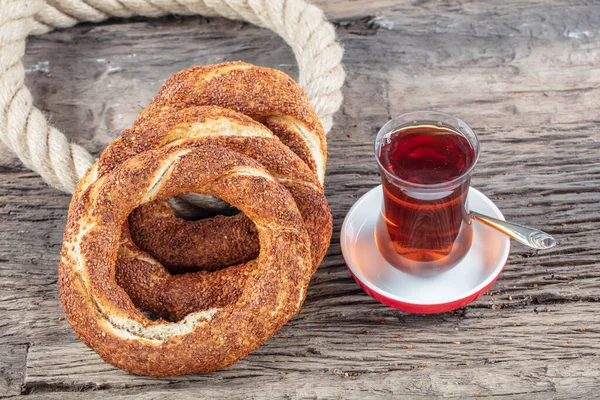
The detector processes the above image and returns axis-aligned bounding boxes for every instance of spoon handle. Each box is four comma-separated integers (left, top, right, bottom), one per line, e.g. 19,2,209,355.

469,211,556,250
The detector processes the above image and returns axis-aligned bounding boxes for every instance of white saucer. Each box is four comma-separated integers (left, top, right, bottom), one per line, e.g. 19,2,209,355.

341,186,510,314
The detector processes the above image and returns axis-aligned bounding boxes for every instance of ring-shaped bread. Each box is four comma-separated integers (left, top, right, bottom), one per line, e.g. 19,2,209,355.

99,63,329,274
60,143,312,376
101,106,330,273
102,61,327,185
99,107,331,319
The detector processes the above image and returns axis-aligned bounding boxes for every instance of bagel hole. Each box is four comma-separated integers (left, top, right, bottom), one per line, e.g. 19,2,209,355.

124,194,258,323
127,195,260,275
141,310,165,322
169,195,241,221
121,193,260,323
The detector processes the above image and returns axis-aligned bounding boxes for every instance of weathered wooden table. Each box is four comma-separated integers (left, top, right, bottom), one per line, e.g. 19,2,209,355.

2,1,599,398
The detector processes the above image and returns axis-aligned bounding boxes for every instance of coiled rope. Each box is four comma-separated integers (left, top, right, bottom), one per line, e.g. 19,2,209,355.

0,0,344,192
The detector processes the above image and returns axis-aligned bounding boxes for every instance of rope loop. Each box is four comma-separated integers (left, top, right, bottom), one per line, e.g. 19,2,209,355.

0,0,344,193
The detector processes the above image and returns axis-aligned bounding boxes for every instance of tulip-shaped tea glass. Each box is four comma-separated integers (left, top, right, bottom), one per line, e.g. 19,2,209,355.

374,111,480,274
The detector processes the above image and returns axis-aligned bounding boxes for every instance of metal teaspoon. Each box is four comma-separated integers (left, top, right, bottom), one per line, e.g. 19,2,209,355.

469,211,557,250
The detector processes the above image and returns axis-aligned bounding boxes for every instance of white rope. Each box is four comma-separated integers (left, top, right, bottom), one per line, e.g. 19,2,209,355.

0,0,344,193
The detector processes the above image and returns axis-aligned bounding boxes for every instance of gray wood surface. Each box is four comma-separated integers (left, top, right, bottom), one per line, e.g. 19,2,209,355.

2,0,600,398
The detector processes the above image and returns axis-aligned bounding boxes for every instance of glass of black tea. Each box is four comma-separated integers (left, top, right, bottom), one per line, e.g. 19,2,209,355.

374,111,480,274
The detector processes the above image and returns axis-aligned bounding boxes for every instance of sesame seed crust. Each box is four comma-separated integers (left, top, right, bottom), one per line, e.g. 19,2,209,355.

61,144,313,376
105,106,330,273
94,106,331,319
134,61,327,183
127,203,259,273
102,107,331,319
60,63,332,376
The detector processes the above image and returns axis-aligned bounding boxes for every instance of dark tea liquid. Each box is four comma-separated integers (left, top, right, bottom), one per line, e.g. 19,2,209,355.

377,124,476,265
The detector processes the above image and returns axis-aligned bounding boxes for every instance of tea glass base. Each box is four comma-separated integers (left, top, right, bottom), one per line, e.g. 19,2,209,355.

375,217,473,277
341,185,510,314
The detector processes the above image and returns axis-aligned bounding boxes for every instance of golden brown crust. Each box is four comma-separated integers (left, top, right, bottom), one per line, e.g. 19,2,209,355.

128,201,259,273
61,144,312,376
115,224,249,321
103,107,331,320
100,106,331,272
60,64,333,376
134,62,327,183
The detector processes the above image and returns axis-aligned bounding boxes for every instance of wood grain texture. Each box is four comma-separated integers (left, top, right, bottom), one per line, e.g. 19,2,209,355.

17,357,600,399
1,0,600,398
0,345,27,396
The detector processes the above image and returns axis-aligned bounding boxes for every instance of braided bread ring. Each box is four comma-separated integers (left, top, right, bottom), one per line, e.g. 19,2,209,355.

99,106,331,273
60,144,312,376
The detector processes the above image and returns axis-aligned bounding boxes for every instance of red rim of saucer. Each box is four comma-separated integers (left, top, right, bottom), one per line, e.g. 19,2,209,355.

344,258,506,314
341,186,510,314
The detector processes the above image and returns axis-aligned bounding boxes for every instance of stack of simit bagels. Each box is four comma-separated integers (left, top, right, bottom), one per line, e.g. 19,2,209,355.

58,62,332,376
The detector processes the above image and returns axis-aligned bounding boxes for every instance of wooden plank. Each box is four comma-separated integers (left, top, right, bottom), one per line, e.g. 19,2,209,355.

22,302,600,389
0,0,599,398
17,358,600,398
0,344,27,396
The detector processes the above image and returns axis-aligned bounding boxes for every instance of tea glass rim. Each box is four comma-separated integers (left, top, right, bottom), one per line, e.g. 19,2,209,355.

374,111,481,190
